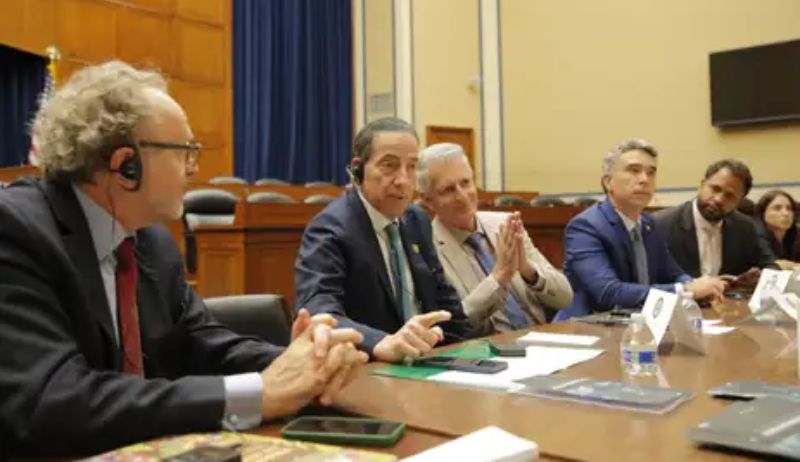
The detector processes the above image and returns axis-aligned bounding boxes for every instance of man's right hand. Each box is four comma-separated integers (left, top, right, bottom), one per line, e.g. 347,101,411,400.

372,310,452,363
260,323,367,421
685,275,728,301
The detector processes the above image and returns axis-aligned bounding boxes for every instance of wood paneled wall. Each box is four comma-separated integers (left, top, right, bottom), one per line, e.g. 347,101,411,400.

0,0,233,181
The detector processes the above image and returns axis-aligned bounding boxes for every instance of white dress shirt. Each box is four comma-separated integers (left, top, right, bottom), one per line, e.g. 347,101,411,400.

692,199,723,276
358,191,418,316
615,208,641,239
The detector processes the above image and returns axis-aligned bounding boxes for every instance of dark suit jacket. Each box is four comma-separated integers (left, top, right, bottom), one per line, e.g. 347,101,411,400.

653,201,777,277
294,189,468,352
0,178,282,457
558,199,691,319
756,221,800,262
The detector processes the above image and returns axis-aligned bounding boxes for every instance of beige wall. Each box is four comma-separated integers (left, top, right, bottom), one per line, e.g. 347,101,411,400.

502,0,800,194
364,0,395,121
412,0,482,181
361,0,800,194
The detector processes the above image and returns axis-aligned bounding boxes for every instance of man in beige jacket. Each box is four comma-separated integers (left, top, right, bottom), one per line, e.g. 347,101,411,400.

417,143,573,335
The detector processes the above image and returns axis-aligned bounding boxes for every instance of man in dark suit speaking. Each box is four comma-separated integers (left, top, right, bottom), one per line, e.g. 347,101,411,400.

0,61,367,458
295,118,469,363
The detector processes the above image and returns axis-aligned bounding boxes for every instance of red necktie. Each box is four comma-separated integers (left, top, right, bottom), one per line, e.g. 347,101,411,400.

116,237,143,376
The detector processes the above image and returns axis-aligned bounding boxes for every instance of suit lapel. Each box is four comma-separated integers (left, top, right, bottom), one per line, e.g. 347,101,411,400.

720,217,736,275
432,218,477,295
347,190,398,315
134,232,166,370
677,202,701,275
641,214,658,280
134,232,162,330
40,181,118,358
599,200,637,281
399,220,423,308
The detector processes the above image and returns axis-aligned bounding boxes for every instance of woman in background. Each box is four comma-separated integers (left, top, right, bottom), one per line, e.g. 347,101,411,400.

756,190,800,269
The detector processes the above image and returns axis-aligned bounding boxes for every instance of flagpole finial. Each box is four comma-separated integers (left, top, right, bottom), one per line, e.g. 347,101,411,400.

45,45,61,86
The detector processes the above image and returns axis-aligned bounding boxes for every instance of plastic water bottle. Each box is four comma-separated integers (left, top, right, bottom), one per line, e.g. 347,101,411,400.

620,313,658,375
681,292,703,335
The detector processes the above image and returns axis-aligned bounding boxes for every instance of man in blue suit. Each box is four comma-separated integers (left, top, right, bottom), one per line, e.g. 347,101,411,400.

558,139,728,320
295,118,469,362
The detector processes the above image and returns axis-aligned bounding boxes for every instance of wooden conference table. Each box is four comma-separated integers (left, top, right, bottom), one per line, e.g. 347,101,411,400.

250,301,793,461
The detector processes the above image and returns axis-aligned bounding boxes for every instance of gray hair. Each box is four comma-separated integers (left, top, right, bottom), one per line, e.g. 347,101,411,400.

416,143,470,195
352,117,418,164
31,60,167,183
601,138,658,174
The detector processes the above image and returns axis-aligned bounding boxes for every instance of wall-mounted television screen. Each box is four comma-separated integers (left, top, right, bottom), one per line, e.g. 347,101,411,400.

709,39,800,127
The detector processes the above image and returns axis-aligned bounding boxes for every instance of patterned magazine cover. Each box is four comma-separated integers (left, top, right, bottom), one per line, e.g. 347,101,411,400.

83,432,397,462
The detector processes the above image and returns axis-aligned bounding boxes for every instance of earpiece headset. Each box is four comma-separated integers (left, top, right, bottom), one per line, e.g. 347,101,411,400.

348,156,363,184
108,144,143,191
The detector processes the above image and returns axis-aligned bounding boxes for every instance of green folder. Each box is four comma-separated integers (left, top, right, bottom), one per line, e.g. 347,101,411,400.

369,341,495,380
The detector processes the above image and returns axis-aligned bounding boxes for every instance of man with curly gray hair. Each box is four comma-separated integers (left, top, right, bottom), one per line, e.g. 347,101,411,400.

0,61,367,457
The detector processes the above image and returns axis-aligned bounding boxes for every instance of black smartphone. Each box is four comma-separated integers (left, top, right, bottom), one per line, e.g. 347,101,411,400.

162,445,241,462
413,356,508,374
489,342,527,357
281,416,405,446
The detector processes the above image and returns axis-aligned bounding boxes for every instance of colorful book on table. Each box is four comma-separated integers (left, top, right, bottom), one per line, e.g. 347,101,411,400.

83,432,396,461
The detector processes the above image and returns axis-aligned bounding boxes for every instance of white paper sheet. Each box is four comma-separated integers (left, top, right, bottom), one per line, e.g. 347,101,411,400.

703,325,736,335
516,332,600,346
700,319,735,335
427,345,604,390
402,426,538,462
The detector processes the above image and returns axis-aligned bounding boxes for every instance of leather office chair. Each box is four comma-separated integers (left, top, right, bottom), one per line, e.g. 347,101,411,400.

737,197,756,217
209,176,248,185
254,178,290,186
304,181,335,188
182,188,239,273
204,294,292,346
246,191,297,203
303,194,336,205
531,195,568,207
493,195,529,207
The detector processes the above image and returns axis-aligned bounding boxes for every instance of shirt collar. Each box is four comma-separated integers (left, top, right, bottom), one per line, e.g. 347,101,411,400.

613,207,641,234
72,184,131,262
692,199,723,232
357,189,396,233
445,215,487,246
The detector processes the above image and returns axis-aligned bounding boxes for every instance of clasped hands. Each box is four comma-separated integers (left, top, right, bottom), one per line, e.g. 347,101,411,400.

492,212,538,286
259,308,368,420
